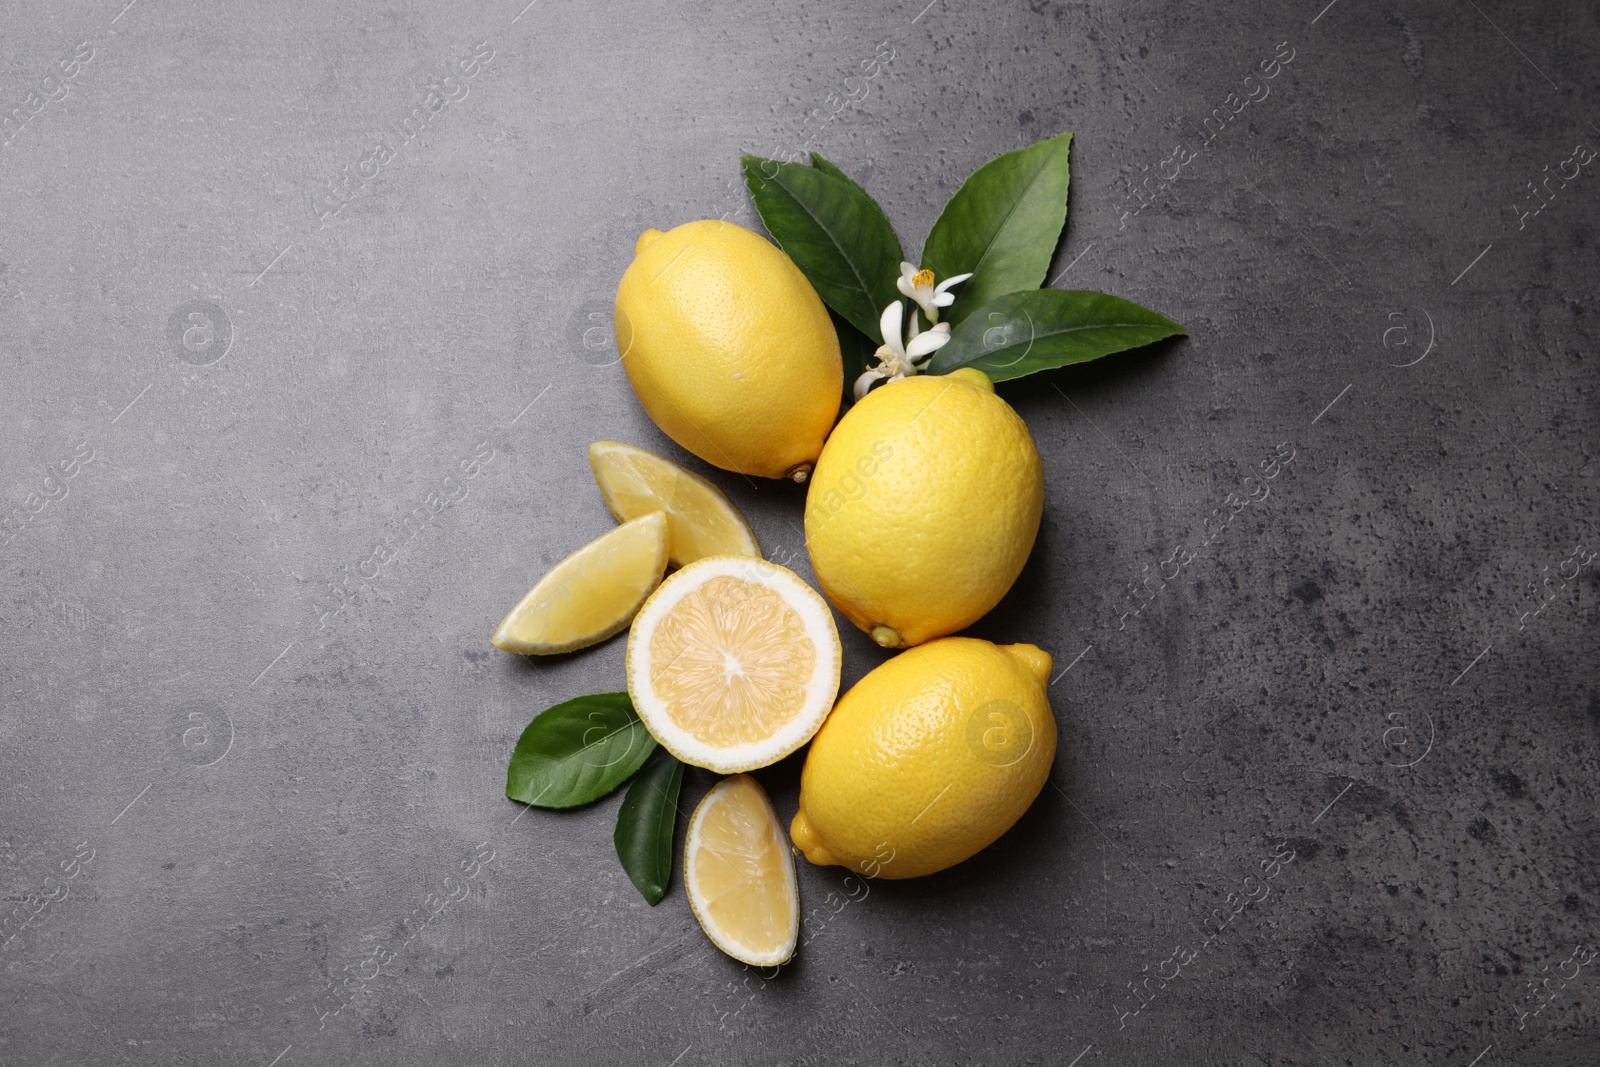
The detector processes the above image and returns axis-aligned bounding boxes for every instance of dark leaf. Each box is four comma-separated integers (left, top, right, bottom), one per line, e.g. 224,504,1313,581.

830,307,878,409
505,693,657,809
809,152,872,201
920,131,1073,327
927,288,1185,382
613,751,684,905
741,154,904,341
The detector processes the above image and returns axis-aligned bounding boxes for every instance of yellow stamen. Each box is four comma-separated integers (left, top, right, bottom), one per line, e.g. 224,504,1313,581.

913,269,934,289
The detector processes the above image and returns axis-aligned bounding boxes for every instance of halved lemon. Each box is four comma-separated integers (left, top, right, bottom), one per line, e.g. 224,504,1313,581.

625,555,841,773
685,774,799,966
590,440,760,567
492,512,668,654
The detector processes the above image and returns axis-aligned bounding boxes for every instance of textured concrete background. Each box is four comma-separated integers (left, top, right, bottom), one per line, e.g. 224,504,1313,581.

2,0,1597,1064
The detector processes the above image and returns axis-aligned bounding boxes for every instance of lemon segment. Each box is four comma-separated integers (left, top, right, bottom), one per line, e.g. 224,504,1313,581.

588,440,759,567
491,512,669,655
626,555,841,773
685,775,799,966
791,637,1057,879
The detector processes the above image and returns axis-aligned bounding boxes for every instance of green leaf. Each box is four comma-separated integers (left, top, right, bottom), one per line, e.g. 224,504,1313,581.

927,289,1185,382
741,154,903,341
809,152,870,199
920,131,1074,327
612,750,684,905
505,693,657,809
830,307,877,409
808,155,890,405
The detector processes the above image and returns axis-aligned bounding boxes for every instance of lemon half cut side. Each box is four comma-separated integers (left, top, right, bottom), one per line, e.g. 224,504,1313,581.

685,774,800,966
491,512,669,655
625,555,841,774
589,440,759,566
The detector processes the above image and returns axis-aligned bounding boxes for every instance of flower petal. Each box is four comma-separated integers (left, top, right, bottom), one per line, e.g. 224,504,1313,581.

879,302,905,358
933,272,974,295
896,276,917,299
906,329,952,359
853,369,886,401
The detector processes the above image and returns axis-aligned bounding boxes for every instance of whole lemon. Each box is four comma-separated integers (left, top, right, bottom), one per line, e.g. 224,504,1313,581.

804,368,1043,648
614,221,842,481
791,637,1057,879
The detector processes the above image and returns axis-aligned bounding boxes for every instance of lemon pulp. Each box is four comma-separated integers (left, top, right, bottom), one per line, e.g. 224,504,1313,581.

626,556,841,774
686,775,799,965
589,440,759,566
649,575,816,746
491,512,668,655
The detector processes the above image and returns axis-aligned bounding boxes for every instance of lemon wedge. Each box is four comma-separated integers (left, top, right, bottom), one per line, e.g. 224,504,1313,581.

492,512,668,655
589,440,760,567
625,555,840,773
685,774,799,966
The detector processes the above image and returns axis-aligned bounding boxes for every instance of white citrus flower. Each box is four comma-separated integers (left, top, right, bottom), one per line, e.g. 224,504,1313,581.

852,300,952,400
895,261,972,325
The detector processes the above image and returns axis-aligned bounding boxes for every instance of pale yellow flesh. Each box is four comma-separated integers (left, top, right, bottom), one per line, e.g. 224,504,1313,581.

627,556,843,775
492,512,668,654
590,441,759,566
686,775,798,965
649,575,815,747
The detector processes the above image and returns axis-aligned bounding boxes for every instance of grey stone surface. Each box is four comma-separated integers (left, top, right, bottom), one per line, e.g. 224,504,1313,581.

2,0,1597,1064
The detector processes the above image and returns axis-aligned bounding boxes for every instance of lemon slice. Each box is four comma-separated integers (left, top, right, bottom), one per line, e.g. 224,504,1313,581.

590,440,760,567
685,774,799,966
625,555,841,773
492,512,669,655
